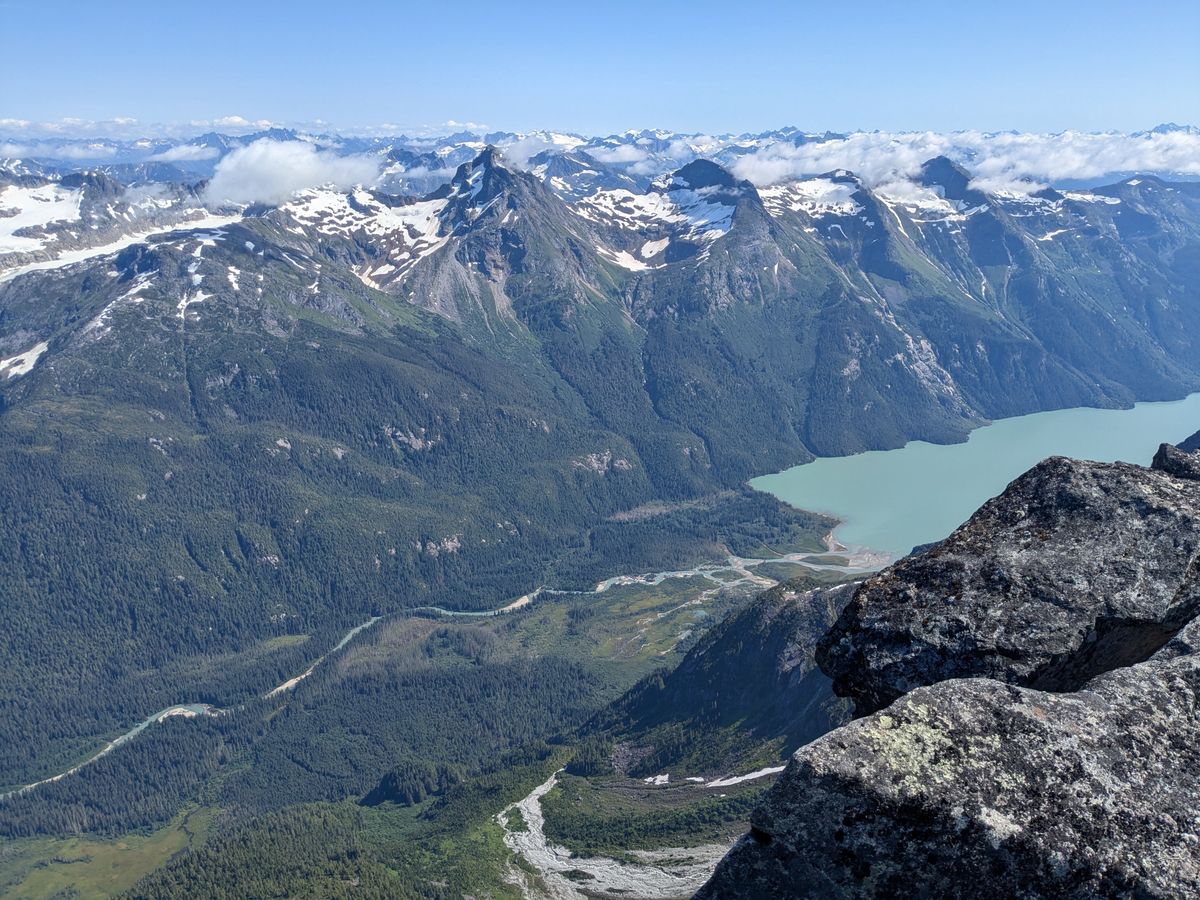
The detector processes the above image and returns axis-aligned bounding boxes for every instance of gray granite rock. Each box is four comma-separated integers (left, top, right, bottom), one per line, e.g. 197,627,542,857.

1153,441,1200,481
700,443,1200,898
699,647,1200,898
818,453,1200,715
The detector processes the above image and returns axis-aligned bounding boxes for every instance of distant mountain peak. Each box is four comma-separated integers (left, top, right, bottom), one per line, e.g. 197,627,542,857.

918,155,985,203
451,146,509,182
668,159,741,192
1150,122,1199,135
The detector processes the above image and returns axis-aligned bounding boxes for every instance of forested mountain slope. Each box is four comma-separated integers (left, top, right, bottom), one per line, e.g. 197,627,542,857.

1,145,1199,873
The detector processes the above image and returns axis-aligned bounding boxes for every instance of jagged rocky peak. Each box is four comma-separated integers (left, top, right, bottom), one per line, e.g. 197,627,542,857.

412,146,535,252
462,144,505,173
667,159,740,191
59,169,126,198
435,145,514,204
701,440,1200,898
917,154,988,204
824,167,863,186
656,158,757,205
1153,440,1200,479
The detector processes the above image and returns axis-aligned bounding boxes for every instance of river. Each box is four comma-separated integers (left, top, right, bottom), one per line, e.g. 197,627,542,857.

2,542,880,802
751,394,1200,559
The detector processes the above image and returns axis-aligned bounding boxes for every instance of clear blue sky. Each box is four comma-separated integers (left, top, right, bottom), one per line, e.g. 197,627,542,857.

2,0,1197,135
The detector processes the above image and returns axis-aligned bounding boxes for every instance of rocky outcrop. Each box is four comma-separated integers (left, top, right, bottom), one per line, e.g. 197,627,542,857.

700,443,1200,898
819,451,1200,715
1175,428,1200,455
699,645,1200,898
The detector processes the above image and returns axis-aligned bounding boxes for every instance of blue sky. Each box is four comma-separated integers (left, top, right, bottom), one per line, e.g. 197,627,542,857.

2,0,1197,135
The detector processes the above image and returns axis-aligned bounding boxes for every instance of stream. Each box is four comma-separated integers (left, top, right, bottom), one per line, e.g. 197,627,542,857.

2,543,880,803
1,619,384,802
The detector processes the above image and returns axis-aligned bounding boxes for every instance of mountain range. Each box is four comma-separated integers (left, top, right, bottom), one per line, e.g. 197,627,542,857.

2,133,1200,896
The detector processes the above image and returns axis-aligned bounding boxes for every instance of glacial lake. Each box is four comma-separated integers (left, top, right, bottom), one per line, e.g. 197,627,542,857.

751,394,1200,560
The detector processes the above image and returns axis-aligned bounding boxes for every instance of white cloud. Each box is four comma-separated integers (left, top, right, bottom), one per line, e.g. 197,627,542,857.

397,164,457,181
729,130,1200,190
730,132,950,187
0,140,117,159
494,136,547,169
204,115,277,131
203,139,381,205
588,144,649,164
442,119,488,131
147,144,220,162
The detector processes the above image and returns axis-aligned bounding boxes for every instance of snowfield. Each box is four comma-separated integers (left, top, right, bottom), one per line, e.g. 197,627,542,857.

0,184,83,252
760,178,862,217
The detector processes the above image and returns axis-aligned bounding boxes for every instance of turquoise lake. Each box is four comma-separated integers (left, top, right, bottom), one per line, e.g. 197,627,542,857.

751,394,1200,560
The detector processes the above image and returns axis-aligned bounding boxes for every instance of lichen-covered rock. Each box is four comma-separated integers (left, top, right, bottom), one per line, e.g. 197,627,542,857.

818,452,1200,715
699,646,1200,898
700,443,1200,898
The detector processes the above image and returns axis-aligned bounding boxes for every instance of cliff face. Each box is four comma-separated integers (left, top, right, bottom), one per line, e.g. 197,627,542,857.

700,443,1200,898
582,579,860,776
1179,428,1200,454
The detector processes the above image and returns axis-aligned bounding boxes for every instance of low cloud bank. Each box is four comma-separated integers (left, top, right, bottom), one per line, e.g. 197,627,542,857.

204,139,381,205
729,130,1200,192
147,145,220,162
0,141,117,159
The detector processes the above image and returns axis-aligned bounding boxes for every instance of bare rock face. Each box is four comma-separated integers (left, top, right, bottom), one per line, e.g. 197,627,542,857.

699,648,1200,898
1154,440,1200,480
818,452,1200,715
700,443,1200,898
1179,429,1200,454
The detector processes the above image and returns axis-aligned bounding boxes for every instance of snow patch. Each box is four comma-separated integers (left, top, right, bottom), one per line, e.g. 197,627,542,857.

597,246,650,271
705,765,786,788
0,214,242,284
1062,191,1122,205
1037,228,1070,242
760,178,862,217
640,237,670,258
574,181,735,246
0,341,49,378
283,188,449,283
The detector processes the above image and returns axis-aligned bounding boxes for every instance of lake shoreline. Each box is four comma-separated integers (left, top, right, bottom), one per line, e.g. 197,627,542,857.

750,393,1200,559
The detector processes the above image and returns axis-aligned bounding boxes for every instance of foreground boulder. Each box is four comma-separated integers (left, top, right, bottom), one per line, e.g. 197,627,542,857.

701,443,1200,898
819,451,1200,715
699,640,1200,898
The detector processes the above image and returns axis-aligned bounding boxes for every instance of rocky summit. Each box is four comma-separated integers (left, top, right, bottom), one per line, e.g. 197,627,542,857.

820,447,1200,714
700,442,1200,898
